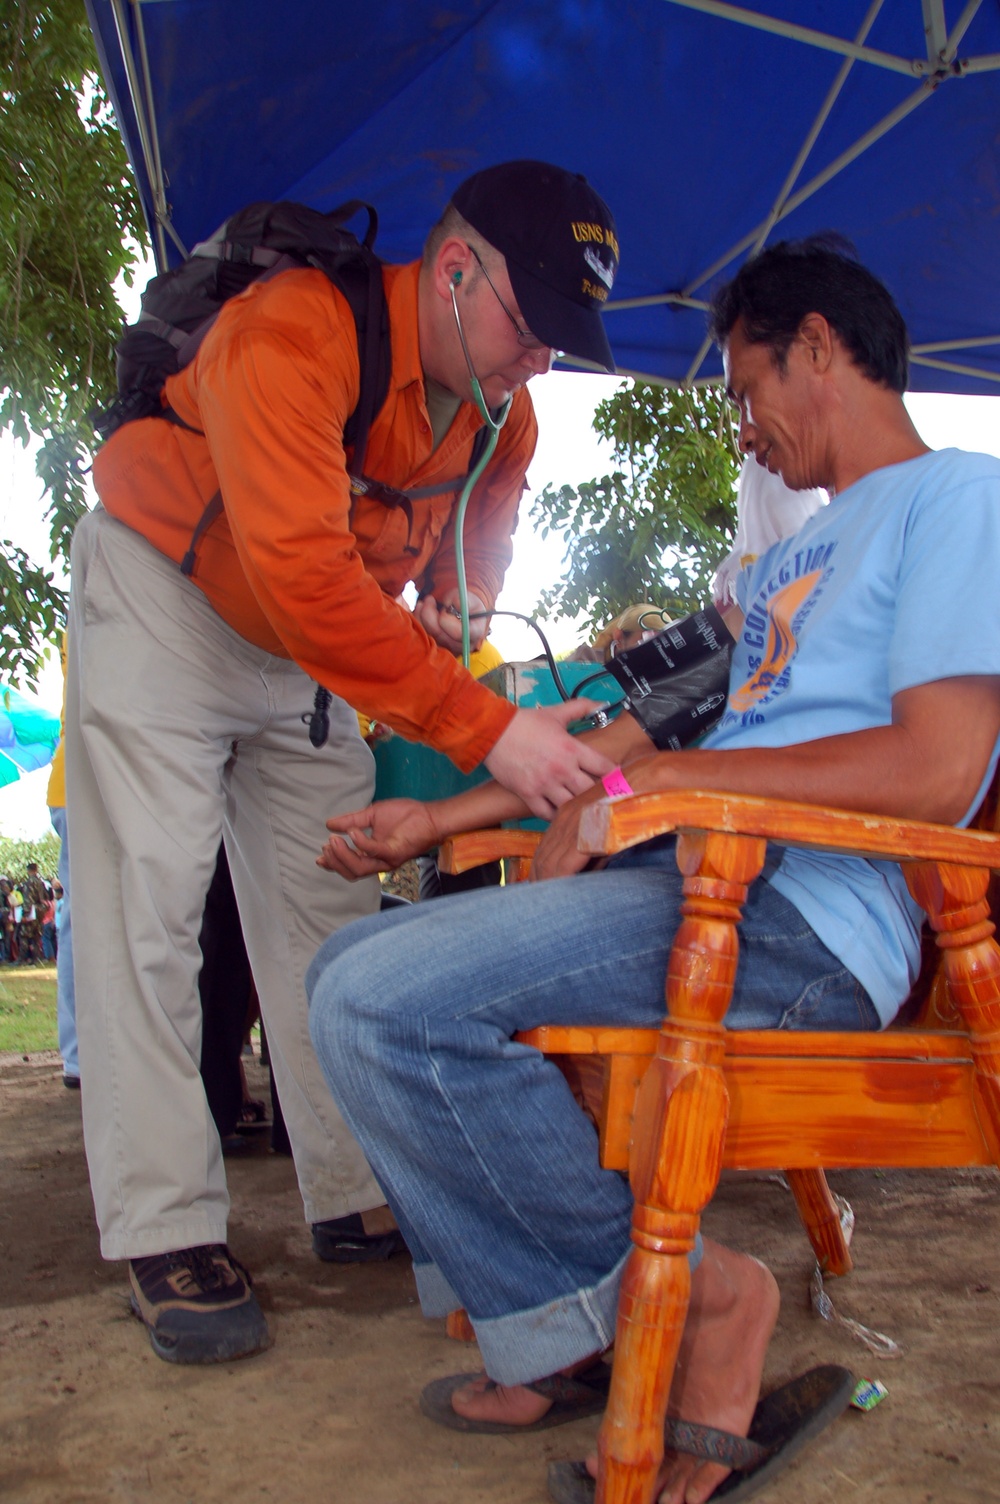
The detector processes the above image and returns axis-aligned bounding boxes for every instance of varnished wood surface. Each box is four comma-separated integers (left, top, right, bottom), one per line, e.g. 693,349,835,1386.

579,789,1000,868
786,1167,853,1276
523,1038,990,1173
437,796,1000,1504
437,828,541,874
519,1025,974,1061
445,1309,476,1342
724,1059,990,1169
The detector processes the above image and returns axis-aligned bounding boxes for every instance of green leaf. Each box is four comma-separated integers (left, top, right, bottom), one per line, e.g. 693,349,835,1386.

530,381,739,627
1,0,148,679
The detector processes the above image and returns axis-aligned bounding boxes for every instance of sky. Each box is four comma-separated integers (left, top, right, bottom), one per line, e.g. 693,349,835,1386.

2,374,1000,838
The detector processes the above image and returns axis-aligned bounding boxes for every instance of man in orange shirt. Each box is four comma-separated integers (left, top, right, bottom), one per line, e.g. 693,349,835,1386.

65,161,619,1363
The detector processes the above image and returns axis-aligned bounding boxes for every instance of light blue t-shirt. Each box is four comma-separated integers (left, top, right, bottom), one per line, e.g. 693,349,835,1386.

701,448,1000,1023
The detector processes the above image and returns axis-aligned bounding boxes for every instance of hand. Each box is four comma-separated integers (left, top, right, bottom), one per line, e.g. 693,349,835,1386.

413,592,489,654
484,702,614,820
317,798,440,879
530,781,608,881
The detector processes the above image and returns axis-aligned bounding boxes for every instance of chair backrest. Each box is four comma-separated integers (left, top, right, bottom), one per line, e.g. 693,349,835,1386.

908,763,1000,1028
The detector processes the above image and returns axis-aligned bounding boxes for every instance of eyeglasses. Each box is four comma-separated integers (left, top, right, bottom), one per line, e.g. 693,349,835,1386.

466,245,551,353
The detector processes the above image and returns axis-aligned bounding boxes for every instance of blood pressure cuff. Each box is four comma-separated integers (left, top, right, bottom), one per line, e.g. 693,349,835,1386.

604,604,733,751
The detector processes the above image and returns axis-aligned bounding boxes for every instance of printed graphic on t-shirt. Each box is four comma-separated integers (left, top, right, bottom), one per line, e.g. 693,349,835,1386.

720,540,837,728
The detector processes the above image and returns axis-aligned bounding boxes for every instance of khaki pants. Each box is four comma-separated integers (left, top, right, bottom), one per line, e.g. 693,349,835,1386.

66,508,383,1260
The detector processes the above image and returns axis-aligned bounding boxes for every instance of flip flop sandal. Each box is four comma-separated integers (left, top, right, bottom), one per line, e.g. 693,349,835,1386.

235,1099,270,1135
547,1364,856,1504
420,1359,613,1434
220,1133,253,1157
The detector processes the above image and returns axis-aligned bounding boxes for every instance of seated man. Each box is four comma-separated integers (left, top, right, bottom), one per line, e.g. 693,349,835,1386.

306,238,1000,1504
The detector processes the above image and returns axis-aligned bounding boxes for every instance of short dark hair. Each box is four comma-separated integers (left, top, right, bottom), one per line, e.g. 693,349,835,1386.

709,234,909,392
422,204,495,269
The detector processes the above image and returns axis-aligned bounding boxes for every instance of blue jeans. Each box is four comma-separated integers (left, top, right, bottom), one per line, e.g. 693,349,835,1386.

49,807,78,1079
307,842,879,1386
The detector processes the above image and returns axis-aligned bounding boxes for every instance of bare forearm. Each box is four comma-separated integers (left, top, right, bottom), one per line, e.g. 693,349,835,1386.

625,719,985,825
427,709,655,841
529,676,1000,881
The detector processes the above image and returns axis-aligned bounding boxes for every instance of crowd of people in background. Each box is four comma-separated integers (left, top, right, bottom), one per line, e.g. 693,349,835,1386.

0,865,62,965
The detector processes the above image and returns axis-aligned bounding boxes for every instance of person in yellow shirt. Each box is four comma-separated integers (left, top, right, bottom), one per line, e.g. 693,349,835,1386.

415,637,506,900
47,637,78,1087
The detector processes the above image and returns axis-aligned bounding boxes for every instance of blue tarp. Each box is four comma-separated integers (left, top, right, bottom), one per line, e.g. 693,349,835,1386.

86,1,1000,393
0,686,60,788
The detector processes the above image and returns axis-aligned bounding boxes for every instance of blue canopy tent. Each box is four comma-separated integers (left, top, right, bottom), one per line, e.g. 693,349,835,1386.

0,686,61,789
86,0,1000,395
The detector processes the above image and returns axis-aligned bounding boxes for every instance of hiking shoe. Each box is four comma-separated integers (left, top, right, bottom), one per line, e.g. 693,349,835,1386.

311,1213,408,1264
128,1244,269,1364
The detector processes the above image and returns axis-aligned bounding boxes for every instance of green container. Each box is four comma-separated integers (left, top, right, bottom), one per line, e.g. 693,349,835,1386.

372,659,623,804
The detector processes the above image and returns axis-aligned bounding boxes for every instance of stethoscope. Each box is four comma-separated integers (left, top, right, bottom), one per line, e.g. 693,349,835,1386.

306,268,510,746
446,269,512,667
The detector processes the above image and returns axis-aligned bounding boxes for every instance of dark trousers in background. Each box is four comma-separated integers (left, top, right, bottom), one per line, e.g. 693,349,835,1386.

198,845,253,1140
198,844,289,1152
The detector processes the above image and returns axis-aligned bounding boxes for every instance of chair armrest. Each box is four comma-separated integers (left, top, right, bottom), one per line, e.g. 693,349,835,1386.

438,828,542,875
578,789,1000,869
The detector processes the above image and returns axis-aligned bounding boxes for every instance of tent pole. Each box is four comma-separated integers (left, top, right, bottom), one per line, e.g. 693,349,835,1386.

913,336,1000,354
955,52,1000,75
942,0,982,61
679,0,886,384
746,0,884,259
606,294,709,313
679,75,936,314
107,0,187,267
677,0,901,306
775,80,935,219
661,0,952,78
922,0,948,63
911,355,1000,384
130,0,187,260
672,0,997,330
107,0,165,265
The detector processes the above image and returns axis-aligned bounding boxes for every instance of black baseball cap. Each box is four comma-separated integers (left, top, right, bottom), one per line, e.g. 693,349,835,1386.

452,160,619,373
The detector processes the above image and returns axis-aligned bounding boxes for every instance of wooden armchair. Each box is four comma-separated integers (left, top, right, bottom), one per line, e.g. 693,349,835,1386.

439,790,1000,1504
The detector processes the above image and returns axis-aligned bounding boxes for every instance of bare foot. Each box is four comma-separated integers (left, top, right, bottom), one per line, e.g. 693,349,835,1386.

359,1205,398,1236
450,1351,604,1427
585,1237,780,1504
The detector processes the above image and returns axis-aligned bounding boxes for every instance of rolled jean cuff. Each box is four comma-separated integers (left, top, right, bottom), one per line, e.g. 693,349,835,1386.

464,1234,704,1388
414,1259,462,1319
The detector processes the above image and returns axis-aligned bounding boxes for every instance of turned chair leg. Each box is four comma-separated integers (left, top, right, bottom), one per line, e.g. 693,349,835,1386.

907,860,1000,1167
445,1309,476,1342
594,828,766,1504
786,1167,854,1276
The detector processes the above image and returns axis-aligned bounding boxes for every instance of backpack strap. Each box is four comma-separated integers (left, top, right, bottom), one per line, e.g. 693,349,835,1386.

174,255,301,372
180,491,223,577
182,408,504,579
347,237,385,476
180,250,388,576
347,465,498,558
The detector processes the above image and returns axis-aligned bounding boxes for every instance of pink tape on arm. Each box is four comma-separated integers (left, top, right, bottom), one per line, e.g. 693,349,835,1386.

601,767,635,800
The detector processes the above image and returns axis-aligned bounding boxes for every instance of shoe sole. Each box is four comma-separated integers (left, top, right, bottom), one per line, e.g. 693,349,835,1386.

129,1293,270,1364
312,1230,408,1264
421,1367,612,1433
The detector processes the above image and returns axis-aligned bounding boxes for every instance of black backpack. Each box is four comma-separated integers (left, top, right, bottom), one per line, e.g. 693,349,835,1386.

95,199,495,577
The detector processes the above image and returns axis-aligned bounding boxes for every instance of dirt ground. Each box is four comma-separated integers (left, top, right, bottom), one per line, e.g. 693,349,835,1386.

2,1048,999,1504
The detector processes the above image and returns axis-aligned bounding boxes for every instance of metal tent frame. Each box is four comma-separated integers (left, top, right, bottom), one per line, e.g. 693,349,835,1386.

611,0,1000,387
88,0,1000,393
